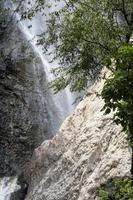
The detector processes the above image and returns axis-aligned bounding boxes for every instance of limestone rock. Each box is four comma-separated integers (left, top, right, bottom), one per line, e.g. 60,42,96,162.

26,76,131,200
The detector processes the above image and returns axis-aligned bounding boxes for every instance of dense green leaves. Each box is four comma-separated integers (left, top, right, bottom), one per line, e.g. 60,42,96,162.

34,0,133,93
98,177,133,200
102,45,133,145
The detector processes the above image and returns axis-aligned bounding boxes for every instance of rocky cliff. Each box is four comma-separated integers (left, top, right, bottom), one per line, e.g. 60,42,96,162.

0,6,74,198
0,15,53,183
25,74,131,200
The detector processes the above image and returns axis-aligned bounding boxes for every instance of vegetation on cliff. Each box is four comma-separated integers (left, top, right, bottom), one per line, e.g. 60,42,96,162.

102,44,133,176
99,177,133,200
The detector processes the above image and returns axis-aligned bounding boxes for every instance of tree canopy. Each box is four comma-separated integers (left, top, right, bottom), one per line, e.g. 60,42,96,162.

102,45,133,143
31,0,133,93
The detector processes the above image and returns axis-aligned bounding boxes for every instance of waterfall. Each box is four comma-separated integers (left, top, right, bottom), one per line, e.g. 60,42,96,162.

14,0,75,133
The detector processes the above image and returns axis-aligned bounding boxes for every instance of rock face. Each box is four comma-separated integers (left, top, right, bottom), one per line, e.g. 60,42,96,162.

0,8,74,198
0,17,52,178
25,75,131,200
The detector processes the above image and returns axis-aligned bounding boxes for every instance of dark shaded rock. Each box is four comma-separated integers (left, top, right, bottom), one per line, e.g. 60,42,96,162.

0,16,52,178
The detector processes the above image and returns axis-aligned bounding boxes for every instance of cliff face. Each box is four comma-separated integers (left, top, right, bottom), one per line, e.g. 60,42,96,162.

25,75,131,200
0,9,74,198
0,18,52,178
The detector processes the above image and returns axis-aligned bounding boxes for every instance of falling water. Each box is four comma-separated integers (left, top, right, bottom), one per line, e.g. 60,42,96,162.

16,0,75,132
9,0,74,134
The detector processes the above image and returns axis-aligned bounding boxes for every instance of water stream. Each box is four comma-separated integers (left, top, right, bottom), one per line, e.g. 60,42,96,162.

16,0,75,132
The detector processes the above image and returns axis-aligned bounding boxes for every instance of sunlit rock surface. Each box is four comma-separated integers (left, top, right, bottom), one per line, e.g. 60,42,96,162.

25,74,131,200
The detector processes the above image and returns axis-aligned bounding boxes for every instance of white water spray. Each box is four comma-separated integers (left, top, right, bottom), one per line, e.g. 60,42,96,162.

0,177,20,200
15,1,75,131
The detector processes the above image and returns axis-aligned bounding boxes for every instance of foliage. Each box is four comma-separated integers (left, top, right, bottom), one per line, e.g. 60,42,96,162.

30,0,133,93
98,177,133,200
19,0,46,20
102,44,133,146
